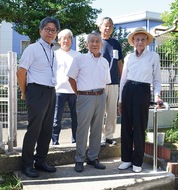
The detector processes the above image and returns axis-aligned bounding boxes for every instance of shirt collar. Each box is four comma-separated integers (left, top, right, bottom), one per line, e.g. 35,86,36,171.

88,51,102,58
39,38,54,49
134,48,147,58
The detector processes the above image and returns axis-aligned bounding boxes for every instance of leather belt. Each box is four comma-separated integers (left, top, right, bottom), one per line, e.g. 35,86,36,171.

78,89,104,95
28,83,54,88
127,80,150,87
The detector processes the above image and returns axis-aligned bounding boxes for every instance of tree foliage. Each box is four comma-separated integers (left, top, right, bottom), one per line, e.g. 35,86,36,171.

158,0,178,90
161,0,178,30
161,0,178,51
0,0,101,43
114,26,133,59
78,35,88,53
158,0,178,65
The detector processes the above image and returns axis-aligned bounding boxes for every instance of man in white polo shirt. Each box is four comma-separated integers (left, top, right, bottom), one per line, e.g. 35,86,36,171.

68,32,111,172
16,17,60,178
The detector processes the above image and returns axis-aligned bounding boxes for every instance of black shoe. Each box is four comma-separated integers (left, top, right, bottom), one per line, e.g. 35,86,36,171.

87,159,106,169
53,142,59,145
100,141,106,147
34,162,56,173
75,162,84,172
22,166,39,178
106,138,117,145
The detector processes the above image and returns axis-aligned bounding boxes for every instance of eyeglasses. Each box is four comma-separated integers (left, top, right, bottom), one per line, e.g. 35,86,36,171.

43,27,58,34
133,38,147,43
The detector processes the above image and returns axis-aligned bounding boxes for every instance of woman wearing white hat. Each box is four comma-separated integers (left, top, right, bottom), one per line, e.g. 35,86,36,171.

118,28,162,173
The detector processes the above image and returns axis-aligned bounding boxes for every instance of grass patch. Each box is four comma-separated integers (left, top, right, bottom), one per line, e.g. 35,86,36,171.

0,173,22,190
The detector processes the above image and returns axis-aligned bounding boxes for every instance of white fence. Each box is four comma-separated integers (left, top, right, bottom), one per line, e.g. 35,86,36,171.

0,52,17,152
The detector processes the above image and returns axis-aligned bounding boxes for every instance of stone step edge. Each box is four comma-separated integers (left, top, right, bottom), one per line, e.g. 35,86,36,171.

0,143,121,173
0,139,176,177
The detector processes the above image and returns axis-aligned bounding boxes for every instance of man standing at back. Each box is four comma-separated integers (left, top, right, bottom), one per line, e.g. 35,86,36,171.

99,17,123,145
52,29,81,145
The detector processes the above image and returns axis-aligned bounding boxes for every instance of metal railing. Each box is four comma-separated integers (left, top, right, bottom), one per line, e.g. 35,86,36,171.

150,102,170,172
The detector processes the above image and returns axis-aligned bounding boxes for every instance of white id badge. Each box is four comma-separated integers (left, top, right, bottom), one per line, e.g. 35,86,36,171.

51,77,56,85
113,50,118,59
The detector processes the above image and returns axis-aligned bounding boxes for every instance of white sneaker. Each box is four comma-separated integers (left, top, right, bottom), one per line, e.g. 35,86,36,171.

118,162,132,170
132,165,142,173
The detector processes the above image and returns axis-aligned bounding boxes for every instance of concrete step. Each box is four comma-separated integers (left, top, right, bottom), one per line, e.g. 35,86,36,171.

14,157,175,190
0,141,120,172
1,140,175,189
7,142,175,190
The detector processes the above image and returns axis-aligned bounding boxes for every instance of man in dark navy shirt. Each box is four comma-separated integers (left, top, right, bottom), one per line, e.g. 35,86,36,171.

99,17,123,145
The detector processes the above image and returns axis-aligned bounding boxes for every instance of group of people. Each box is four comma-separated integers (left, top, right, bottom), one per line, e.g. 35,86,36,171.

16,16,162,178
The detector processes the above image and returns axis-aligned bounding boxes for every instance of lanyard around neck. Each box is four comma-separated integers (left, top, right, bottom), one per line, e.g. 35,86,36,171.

39,42,54,73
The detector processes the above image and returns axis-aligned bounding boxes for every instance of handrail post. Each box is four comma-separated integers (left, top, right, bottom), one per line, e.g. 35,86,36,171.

153,106,158,172
152,102,170,172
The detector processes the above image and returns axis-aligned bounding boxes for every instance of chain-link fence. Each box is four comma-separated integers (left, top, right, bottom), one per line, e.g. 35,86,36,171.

0,55,8,127
154,35,178,107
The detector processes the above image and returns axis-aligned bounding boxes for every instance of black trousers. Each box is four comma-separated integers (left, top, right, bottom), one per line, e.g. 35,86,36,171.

121,81,150,166
22,84,56,167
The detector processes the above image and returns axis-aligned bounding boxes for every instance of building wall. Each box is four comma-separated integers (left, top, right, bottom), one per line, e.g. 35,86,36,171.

115,20,147,31
113,11,163,37
115,21,163,36
12,30,29,58
0,21,13,54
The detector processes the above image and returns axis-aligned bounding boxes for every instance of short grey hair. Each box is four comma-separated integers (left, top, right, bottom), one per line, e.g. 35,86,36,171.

99,17,113,26
87,32,102,43
58,29,73,40
39,17,60,32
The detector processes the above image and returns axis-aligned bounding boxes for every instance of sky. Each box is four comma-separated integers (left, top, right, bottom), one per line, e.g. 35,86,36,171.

92,0,174,21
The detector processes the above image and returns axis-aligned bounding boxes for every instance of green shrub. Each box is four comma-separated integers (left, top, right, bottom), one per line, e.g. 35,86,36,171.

165,113,178,143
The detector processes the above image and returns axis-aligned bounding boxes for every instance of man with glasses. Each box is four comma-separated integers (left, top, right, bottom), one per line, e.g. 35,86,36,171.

16,17,60,178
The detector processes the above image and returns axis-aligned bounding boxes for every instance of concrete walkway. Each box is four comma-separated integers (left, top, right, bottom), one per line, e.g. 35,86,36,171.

3,117,121,148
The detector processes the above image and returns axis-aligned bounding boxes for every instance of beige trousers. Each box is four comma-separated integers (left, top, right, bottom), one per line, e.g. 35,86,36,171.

102,85,119,140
